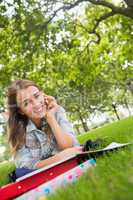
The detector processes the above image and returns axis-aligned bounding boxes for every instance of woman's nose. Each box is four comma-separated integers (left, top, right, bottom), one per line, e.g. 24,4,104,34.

32,98,40,107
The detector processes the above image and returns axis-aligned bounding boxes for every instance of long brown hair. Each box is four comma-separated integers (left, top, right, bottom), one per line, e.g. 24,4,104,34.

7,79,39,154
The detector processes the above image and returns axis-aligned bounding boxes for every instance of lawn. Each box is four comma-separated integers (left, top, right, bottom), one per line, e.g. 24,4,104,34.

48,116,133,200
0,161,15,187
0,116,133,200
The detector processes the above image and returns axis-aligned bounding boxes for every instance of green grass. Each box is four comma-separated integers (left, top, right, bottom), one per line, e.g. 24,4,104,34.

48,116,133,200
77,116,133,144
0,161,15,186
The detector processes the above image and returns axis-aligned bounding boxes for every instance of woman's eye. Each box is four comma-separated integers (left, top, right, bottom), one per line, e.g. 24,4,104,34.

24,102,28,107
35,94,39,98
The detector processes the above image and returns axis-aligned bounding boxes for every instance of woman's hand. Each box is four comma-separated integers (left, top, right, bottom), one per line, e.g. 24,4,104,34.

44,95,59,118
57,146,83,160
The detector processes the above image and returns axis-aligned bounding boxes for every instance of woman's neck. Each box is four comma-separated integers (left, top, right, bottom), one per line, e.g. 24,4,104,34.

32,118,41,129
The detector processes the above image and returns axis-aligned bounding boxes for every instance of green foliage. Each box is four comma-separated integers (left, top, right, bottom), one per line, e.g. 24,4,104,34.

0,0,133,129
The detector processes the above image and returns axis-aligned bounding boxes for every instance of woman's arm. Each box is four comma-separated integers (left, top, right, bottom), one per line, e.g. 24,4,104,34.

15,145,82,169
46,113,74,150
44,96,79,150
36,146,82,168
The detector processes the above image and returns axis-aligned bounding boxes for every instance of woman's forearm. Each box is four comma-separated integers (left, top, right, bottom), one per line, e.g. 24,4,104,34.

46,114,73,150
36,154,60,168
36,146,82,169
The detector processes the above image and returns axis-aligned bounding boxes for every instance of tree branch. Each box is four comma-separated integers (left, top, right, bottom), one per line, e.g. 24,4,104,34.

88,0,133,19
78,21,101,44
63,0,133,19
90,11,115,34
30,0,133,52
77,10,115,46
124,0,133,7
36,0,133,31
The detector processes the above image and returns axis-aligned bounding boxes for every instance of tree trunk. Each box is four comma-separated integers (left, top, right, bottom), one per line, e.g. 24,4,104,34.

75,125,81,135
112,104,120,120
78,110,89,132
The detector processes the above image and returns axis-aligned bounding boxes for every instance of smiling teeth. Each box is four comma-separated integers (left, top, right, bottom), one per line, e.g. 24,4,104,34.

36,107,43,113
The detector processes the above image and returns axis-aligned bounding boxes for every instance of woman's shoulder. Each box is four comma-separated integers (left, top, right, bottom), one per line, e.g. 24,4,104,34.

57,106,65,113
55,106,69,123
55,106,66,117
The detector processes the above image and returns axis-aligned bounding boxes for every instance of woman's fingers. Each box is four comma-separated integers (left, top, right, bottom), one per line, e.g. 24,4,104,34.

48,101,58,110
44,95,56,103
72,146,83,153
44,95,58,110
75,146,83,151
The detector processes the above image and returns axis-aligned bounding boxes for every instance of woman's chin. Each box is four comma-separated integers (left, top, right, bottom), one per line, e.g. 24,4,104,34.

33,112,44,119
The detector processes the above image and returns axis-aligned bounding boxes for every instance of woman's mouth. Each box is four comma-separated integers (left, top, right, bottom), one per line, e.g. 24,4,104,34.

34,106,44,114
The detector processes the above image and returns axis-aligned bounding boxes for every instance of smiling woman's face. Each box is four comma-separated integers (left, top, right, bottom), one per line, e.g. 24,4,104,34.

16,86,47,122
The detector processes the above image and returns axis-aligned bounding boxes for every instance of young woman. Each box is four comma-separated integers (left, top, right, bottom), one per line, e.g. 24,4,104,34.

7,79,81,170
